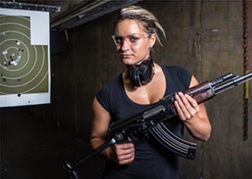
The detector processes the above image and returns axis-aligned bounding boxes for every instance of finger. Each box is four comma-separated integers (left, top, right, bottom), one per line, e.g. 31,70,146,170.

175,93,197,120
174,100,183,120
114,144,135,165
115,143,134,151
182,93,199,118
115,143,135,155
175,93,190,120
184,94,199,113
117,152,135,165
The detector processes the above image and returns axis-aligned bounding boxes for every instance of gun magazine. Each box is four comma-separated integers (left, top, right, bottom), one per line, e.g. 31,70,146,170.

149,122,197,159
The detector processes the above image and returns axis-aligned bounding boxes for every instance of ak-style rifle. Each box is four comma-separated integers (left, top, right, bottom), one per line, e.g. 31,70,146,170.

63,72,252,179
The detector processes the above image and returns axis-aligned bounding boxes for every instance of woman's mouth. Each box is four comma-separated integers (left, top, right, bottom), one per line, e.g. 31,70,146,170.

120,54,131,59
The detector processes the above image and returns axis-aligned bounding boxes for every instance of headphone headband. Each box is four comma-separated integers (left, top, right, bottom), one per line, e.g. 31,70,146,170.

127,57,154,87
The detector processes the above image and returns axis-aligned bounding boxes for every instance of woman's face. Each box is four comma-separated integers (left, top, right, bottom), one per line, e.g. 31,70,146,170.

113,19,156,65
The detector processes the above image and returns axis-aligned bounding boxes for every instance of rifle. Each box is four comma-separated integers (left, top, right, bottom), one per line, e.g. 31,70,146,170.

63,72,252,179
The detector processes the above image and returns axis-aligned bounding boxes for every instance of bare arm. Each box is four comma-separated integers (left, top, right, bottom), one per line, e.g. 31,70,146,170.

90,97,135,165
174,76,211,141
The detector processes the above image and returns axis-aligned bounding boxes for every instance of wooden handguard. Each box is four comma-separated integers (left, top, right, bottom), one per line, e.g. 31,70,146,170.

183,82,215,104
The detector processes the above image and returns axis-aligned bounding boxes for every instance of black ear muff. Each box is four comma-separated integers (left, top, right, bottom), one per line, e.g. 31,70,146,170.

139,59,154,84
128,65,141,87
128,57,154,87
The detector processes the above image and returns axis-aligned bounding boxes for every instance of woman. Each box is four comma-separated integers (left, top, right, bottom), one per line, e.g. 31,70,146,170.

90,5,211,179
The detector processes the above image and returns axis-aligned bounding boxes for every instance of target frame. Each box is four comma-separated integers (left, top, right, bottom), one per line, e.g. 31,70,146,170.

0,8,51,107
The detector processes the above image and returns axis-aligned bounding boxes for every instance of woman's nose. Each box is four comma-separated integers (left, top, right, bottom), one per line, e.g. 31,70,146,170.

120,39,130,51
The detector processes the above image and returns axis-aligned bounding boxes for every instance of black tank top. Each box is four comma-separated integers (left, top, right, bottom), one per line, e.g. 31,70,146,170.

96,65,192,179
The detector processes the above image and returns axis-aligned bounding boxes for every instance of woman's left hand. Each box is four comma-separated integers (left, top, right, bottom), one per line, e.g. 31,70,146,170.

174,92,200,121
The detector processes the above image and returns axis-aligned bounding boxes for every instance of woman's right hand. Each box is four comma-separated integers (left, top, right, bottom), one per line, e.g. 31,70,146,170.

91,98,135,165
108,143,135,165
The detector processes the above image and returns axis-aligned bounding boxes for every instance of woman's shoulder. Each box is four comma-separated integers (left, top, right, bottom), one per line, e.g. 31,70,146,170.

159,64,192,90
160,64,191,74
95,74,123,111
160,64,192,77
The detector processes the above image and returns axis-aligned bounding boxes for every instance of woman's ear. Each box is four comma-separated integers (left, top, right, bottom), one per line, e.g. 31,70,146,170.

149,33,157,48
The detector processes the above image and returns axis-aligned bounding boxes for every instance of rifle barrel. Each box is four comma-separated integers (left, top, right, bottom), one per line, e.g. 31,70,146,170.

210,73,236,86
214,72,252,95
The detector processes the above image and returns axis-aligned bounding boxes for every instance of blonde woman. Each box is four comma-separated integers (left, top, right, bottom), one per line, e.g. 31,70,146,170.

91,5,211,179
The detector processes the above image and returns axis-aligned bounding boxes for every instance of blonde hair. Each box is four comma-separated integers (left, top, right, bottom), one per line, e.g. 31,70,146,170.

116,5,166,46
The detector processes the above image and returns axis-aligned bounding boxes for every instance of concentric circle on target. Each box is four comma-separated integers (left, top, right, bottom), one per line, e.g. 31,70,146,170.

0,15,49,95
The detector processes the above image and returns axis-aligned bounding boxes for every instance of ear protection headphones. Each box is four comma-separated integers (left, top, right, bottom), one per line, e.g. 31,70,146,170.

127,57,154,87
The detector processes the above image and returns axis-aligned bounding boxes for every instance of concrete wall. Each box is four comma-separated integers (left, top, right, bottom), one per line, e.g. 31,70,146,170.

28,1,252,179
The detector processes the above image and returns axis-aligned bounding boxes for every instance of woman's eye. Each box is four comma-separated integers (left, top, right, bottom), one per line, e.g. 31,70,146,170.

129,36,139,43
115,37,122,43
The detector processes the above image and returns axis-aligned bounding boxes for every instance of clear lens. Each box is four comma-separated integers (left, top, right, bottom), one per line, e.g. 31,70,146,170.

112,34,149,47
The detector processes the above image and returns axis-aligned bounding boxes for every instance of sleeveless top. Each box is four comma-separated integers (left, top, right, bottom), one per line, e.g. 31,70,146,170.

96,65,192,179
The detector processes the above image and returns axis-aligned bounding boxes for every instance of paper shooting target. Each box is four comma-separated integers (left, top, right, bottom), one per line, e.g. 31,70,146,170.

0,8,50,107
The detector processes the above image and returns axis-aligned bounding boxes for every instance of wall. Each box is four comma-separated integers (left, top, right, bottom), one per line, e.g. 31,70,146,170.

29,1,252,179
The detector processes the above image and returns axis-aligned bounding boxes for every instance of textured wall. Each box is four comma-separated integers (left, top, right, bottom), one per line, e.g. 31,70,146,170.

29,1,252,179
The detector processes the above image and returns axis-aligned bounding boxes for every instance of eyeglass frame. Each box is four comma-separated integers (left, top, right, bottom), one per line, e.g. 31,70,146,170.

111,33,151,47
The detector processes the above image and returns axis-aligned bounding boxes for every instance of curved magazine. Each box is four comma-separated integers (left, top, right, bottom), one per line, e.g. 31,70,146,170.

150,122,197,159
